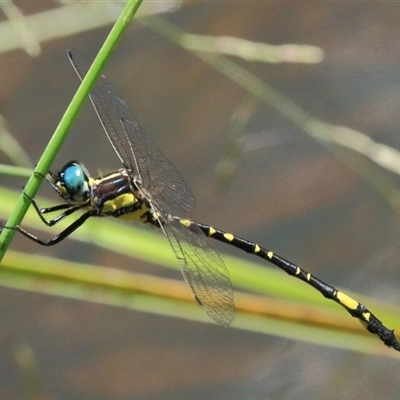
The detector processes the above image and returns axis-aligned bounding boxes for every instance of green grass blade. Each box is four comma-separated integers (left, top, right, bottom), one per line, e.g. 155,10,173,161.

1,249,398,356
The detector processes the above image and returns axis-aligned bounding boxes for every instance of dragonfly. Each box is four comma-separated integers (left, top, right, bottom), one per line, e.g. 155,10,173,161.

3,49,400,351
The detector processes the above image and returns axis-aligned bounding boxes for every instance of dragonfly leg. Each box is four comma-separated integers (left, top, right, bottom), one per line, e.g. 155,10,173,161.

3,210,96,246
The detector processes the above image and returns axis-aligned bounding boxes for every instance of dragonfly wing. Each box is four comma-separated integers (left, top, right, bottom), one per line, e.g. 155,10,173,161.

68,49,195,219
68,50,137,172
161,217,234,327
69,49,235,326
118,115,195,219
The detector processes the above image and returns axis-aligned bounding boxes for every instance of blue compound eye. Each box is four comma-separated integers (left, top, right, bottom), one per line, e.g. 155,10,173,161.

63,165,86,194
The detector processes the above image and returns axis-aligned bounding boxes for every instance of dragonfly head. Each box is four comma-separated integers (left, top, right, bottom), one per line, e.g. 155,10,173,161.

52,161,91,204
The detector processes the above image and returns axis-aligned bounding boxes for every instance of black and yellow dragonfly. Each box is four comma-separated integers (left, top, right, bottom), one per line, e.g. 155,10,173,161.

4,49,400,351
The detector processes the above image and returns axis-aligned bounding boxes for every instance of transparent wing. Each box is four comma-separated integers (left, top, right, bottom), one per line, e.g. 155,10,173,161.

67,49,195,219
162,219,234,326
68,49,234,325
